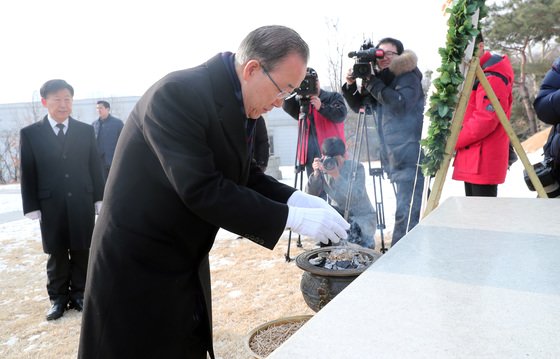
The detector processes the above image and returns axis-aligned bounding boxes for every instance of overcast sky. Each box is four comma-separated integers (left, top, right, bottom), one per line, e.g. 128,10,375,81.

0,0,499,105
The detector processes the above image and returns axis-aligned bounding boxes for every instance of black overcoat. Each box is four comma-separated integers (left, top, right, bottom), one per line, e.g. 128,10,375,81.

19,117,104,253
79,54,296,358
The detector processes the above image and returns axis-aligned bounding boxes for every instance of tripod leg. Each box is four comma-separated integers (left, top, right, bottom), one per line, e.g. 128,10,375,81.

285,231,294,262
296,170,303,248
285,103,310,261
362,106,388,254
373,170,388,253
285,169,300,262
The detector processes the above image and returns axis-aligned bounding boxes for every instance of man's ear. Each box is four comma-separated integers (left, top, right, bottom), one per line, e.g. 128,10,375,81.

243,60,260,81
41,98,47,108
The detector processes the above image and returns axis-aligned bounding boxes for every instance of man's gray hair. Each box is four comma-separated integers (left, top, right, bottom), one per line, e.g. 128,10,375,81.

236,25,309,70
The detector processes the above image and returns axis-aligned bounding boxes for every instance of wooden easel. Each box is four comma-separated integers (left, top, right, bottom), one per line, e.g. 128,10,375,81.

422,53,549,218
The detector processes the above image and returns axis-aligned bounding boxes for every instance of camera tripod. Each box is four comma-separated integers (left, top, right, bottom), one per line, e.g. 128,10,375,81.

285,97,311,262
349,101,391,254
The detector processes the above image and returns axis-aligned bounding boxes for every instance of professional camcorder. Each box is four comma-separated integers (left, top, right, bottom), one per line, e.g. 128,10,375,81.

348,39,385,79
321,156,338,171
294,67,318,98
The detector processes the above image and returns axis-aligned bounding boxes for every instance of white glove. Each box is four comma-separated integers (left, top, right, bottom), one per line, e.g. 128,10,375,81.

25,210,41,220
287,191,339,215
286,206,350,245
94,201,102,215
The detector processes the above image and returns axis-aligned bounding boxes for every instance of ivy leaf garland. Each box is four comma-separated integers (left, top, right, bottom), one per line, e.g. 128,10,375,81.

420,0,487,177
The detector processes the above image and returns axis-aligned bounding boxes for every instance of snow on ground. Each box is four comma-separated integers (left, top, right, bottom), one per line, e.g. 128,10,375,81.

0,151,545,246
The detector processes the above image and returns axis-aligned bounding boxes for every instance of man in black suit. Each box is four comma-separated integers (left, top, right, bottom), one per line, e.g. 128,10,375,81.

19,79,104,321
78,25,350,359
92,100,124,182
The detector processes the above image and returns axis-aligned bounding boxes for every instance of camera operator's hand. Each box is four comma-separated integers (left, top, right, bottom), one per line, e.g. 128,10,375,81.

286,206,349,244
309,95,321,111
361,72,374,85
311,157,323,176
346,68,356,86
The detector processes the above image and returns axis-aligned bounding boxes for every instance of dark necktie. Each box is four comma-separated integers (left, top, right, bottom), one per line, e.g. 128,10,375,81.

56,123,65,143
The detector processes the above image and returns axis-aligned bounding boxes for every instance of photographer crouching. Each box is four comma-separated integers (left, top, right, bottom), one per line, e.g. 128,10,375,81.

283,67,347,178
307,137,377,249
342,37,425,247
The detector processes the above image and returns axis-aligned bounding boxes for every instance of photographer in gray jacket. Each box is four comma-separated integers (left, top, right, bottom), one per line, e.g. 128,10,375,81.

307,137,376,249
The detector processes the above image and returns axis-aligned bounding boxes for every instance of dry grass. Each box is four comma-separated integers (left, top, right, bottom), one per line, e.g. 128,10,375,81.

1,226,363,358
209,234,318,358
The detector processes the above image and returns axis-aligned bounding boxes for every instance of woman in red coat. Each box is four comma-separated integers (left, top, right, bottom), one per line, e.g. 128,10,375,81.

452,37,514,196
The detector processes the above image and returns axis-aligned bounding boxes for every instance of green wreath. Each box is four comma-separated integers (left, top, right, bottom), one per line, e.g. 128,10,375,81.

420,0,488,177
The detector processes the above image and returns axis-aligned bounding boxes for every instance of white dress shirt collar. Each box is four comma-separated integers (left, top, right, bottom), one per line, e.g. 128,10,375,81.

47,116,69,134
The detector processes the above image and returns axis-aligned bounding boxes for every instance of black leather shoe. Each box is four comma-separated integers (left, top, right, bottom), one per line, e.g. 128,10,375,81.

69,298,84,312
46,303,65,321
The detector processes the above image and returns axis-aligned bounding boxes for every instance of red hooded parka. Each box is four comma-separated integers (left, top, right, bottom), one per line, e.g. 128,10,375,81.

452,51,514,185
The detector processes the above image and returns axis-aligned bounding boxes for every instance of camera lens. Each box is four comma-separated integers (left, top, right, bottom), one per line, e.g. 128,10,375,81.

322,157,337,171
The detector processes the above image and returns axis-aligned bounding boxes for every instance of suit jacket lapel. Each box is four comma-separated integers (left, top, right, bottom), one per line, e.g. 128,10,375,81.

64,117,78,151
40,116,64,149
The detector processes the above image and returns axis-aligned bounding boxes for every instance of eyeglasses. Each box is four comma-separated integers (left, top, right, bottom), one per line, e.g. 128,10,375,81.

261,64,293,100
383,51,398,58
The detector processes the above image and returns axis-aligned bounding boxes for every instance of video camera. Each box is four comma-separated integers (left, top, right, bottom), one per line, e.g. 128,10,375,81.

348,39,385,79
294,67,318,98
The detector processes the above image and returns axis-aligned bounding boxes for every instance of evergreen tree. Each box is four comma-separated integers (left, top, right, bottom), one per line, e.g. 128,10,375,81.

483,0,560,138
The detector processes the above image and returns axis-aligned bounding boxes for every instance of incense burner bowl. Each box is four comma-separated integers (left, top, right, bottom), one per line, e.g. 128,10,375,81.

295,246,380,312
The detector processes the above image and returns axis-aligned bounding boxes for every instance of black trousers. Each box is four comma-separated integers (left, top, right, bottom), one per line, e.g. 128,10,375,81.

46,249,89,304
464,182,498,197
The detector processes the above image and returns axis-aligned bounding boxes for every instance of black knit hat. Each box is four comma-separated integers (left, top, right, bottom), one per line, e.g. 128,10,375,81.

376,37,404,55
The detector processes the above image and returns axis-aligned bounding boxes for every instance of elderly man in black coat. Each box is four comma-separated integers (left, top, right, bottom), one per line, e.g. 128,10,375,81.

78,25,349,359
20,79,104,321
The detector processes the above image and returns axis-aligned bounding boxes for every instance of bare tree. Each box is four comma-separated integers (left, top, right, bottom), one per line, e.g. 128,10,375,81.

324,18,346,93
0,97,44,183
0,129,20,183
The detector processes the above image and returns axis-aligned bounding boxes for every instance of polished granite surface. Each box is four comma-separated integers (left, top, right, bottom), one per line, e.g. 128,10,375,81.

269,197,560,358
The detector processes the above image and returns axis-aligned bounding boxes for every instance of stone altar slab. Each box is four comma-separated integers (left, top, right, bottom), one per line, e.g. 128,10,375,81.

269,197,560,358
